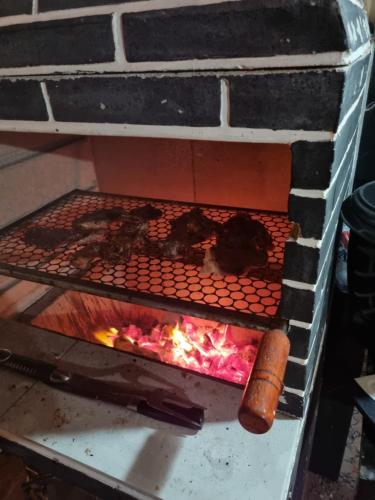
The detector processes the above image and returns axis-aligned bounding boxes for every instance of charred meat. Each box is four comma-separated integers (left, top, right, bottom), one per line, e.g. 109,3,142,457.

101,216,149,263
71,244,102,270
119,215,147,237
73,207,127,232
24,227,72,250
169,208,219,246
212,213,273,275
129,204,162,221
155,239,205,266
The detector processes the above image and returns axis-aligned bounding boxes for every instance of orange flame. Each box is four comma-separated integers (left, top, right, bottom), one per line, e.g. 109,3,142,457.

93,319,258,385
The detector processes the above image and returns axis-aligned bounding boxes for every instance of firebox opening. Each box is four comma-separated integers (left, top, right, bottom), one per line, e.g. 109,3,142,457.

29,290,264,387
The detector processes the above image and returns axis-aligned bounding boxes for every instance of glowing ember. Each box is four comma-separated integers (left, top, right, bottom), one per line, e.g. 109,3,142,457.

94,317,259,385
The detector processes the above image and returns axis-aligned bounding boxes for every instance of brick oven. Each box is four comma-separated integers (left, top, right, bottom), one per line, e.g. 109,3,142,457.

0,0,372,430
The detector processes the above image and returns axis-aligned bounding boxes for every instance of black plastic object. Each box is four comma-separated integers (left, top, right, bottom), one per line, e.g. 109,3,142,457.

342,181,375,323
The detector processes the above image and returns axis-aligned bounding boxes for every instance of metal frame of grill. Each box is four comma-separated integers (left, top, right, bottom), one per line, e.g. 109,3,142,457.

0,190,291,330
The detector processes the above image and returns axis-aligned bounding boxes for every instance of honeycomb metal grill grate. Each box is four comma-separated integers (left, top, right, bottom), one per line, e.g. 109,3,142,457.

0,190,292,329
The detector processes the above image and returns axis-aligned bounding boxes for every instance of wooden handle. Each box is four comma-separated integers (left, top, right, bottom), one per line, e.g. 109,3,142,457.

238,329,290,434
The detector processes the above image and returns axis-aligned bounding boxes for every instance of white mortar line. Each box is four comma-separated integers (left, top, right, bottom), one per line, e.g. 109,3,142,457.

121,41,372,71
288,355,308,366
283,385,305,398
292,238,322,249
289,319,313,330
0,52,369,78
32,0,38,16
282,280,316,292
289,188,326,199
334,81,367,138
112,12,127,65
220,79,230,128
317,148,357,244
0,121,334,144
40,82,54,121
0,62,124,76
346,0,366,8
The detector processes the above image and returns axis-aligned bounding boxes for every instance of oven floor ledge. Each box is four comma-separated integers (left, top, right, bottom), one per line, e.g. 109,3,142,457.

0,318,305,500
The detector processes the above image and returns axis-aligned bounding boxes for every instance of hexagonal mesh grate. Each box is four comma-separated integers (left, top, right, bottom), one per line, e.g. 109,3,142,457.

0,190,291,329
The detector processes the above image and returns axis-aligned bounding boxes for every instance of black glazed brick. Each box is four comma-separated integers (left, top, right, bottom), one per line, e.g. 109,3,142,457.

278,391,305,418
288,196,326,240
279,286,315,324
229,71,343,131
0,0,32,16
39,0,140,11
289,325,311,360
291,142,334,190
284,361,306,391
283,243,320,284
47,76,221,126
0,80,48,121
123,0,347,62
0,16,114,68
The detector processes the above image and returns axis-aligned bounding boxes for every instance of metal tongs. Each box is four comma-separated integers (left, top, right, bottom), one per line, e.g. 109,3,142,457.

0,349,204,430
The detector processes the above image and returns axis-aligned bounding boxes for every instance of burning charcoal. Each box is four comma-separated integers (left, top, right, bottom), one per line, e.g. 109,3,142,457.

72,244,102,270
73,207,127,232
169,208,220,246
211,213,273,275
23,227,72,249
129,204,162,221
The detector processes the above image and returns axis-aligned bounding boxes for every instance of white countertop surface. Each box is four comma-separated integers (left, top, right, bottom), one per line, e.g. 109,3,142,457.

0,319,304,500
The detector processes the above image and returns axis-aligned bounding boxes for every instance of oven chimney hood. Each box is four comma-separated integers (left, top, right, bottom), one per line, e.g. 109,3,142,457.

0,0,370,142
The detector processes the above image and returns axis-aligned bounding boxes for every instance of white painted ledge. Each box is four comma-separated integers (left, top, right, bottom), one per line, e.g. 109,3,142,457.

0,319,304,500
0,120,335,144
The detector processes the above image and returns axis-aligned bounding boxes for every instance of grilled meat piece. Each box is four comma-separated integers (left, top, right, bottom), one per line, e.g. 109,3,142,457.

76,230,108,246
212,213,273,275
119,215,147,237
101,217,149,263
148,239,204,266
73,207,127,232
100,235,133,263
169,208,219,246
72,244,102,270
24,227,72,250
129,204,162,221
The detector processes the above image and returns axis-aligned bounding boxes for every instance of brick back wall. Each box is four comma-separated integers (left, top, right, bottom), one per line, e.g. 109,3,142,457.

91,137,291,212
